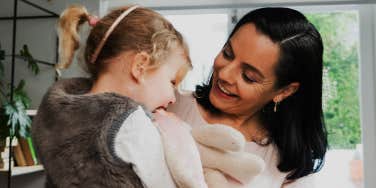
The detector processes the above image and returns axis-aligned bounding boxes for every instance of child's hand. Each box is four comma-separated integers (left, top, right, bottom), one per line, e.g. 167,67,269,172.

153,110,187,130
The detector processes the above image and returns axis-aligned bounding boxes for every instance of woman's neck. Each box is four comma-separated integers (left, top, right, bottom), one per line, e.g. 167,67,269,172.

197,103,267,143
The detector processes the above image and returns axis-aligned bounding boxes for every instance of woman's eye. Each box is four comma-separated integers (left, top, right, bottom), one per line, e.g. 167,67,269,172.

242,73,256,83
171,80,176,86
222,48,233,60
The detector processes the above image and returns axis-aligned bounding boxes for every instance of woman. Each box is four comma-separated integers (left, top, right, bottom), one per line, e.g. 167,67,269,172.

168,7,328,187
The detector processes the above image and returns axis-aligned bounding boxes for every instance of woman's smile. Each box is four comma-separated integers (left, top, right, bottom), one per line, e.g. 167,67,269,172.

212,80,239,100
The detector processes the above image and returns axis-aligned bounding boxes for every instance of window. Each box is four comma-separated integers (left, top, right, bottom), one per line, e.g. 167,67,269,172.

162,12,229,91
305,9,363,187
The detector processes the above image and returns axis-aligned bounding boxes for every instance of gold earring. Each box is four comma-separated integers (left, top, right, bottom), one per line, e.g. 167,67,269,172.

274,101,279,112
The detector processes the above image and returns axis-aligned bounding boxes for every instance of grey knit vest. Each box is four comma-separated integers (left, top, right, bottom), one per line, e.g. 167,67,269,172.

31,78,145,188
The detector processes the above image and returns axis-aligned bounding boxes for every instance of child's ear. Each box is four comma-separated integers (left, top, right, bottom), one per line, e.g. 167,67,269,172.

130,51,151,83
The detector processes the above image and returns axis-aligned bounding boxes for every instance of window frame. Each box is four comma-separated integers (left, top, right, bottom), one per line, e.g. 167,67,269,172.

358,5,376,188
101,0,372,11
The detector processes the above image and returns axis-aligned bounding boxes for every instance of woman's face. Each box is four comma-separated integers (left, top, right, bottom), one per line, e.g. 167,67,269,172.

209,23,280,118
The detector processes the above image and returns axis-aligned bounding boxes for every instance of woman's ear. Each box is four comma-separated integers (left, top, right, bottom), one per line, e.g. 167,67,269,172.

273,82,300,103
130,51,151,83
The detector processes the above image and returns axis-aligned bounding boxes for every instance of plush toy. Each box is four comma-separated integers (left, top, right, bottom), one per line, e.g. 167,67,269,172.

155,111,208,188
155,110,265,188
192,124,265,188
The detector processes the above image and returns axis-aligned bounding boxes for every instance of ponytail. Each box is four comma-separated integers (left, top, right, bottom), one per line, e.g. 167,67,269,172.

56,5,90,70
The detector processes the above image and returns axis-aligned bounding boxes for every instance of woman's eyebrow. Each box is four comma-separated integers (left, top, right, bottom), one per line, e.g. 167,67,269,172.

228,40,264,79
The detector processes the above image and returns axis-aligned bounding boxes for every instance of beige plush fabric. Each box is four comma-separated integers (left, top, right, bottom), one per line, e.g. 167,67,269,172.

192,124,265,187
156,119,208,188
168,91,317,188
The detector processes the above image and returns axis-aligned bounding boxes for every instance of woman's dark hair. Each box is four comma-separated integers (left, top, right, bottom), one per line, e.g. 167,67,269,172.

195,7,328,180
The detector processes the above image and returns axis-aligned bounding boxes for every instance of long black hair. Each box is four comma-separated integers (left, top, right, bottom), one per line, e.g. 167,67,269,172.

195,7,328,180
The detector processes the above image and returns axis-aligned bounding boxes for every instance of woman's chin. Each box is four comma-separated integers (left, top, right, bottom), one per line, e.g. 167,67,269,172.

209,85,237,109
209,91,228,111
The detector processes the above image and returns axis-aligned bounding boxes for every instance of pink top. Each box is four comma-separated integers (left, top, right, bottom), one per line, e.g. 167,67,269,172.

168,91,317,188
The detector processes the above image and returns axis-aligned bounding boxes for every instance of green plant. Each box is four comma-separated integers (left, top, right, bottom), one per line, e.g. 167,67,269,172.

0,43,39,142
306,12,360,149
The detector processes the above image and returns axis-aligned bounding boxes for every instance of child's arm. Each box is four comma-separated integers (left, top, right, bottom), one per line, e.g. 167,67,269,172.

113,106,176,188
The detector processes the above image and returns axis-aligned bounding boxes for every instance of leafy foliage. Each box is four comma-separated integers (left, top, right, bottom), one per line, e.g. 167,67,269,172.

4,100,31,138
20,44,39,75
306,12,360,149
0,43,38,140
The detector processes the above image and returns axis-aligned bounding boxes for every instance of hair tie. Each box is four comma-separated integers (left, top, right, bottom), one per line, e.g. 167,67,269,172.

90,5,139,64
88,15,99,27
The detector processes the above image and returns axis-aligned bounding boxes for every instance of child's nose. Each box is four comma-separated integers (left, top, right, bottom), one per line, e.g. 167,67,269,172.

166,94,176,108
169,95,176,104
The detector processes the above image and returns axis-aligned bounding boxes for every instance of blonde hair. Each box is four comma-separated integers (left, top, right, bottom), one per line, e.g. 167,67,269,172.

57,5,191,80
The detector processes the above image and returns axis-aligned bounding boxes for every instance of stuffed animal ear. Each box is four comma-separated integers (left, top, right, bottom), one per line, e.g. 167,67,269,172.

192,124,245,152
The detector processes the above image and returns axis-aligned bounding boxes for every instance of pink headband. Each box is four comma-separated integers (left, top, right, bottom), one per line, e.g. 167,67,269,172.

90,5,139,64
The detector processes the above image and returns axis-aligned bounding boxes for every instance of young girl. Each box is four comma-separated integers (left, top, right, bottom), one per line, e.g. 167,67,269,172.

31,5,205,188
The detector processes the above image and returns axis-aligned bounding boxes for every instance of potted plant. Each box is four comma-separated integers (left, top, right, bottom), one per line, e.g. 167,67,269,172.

0,43,39,165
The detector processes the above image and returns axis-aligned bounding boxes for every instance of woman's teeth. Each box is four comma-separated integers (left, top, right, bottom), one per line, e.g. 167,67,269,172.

218,82,232,95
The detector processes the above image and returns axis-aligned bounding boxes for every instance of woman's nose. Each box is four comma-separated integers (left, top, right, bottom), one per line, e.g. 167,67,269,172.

218,60,237,85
